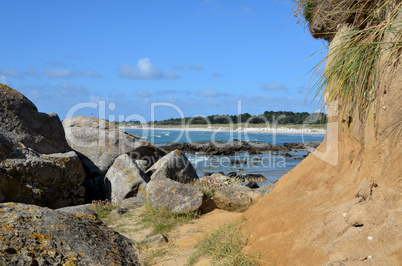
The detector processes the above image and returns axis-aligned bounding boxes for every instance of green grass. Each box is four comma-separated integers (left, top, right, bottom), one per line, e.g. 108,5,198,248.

302,0,315,23
188,219,268,265
304,0,402,119
91,200,120,219
293,0,317,24
138,200,199,236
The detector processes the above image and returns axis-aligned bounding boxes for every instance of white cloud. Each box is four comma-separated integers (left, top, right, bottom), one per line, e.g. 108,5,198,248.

43,68,101,78
119,58,179,80
201,0,222,11
46,61,66,67
197,86,218,97
24,67,40,78
0,68,22,78
65,55,83,60
156,89,183,95
0,75,10,85
212,72,223,78
172,65,185,70
188,64,204,71
260,82,287,91
167,70,180,79
196,86,228,97
56,82,88,98
81,69,102,77
136,90,151,98
240,6,254,14
43,68,76,78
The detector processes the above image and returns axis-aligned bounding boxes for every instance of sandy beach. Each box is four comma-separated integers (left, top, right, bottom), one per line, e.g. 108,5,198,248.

119,125,327,135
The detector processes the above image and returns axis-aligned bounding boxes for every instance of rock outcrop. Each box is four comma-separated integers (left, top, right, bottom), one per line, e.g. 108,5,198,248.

0,84,71,154
147,149,198,184
160,140,320,155
146,175,204,214
63,116,166,173
104,154,149,203
213,183,261,212
0,150,85,208
0,203,139,265
63,116,166,201
0,84,85,208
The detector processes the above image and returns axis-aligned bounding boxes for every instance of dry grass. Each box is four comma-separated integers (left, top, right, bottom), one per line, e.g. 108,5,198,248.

91,200,120,219
138,200,200,236
187,218,269,265
300,0,402,120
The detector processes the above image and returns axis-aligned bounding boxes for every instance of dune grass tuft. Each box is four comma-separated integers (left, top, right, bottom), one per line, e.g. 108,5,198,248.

299,0,402,119
187,218,269,265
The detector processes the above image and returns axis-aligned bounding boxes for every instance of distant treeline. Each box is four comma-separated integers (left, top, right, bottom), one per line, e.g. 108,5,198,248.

144,111,327,125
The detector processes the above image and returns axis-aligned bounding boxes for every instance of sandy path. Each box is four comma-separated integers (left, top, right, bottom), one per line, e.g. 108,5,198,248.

104,207,243,265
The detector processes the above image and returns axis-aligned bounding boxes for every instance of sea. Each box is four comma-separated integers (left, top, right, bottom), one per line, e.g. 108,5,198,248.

125,128,325,185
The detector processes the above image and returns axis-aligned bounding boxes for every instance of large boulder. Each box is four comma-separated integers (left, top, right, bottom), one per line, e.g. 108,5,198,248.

104,154,149,203
146,175,204,214
0,203,139,265
62,116,166,201
0,149,85,208
213,183,262,212
0,85,86,208
147,149,198,184
63,116,166,173
0,84,71,154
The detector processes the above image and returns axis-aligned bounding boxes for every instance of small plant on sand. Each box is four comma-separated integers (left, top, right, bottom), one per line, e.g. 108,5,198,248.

138,200,199,235
192,175,222,198
188,218,267,265
91,199,120,219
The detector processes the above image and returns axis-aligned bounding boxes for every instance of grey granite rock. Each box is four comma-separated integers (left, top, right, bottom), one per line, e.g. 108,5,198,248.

0,84,71,154
146,175,204,214
57,204,97,217
0,149,86,208
104,154,149,203
213,183,262,212
0,203,140,265
147,149,198,184
63,116,166,173
0,85,86,208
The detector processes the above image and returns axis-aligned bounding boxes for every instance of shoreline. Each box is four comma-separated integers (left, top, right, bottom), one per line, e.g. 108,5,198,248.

119,125,327,135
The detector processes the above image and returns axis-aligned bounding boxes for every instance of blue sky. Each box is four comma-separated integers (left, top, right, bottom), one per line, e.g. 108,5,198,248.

0,0,327,122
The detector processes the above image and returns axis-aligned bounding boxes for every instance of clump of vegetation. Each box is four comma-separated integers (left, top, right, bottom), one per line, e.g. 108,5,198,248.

188,219,267,265
138,200,199,235
294,0,316,24
293,0,402,132
308,0,401,116
192,175,222,198
91,200,120,219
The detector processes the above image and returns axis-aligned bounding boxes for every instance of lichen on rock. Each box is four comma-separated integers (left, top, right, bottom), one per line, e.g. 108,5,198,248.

0,203,140,265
